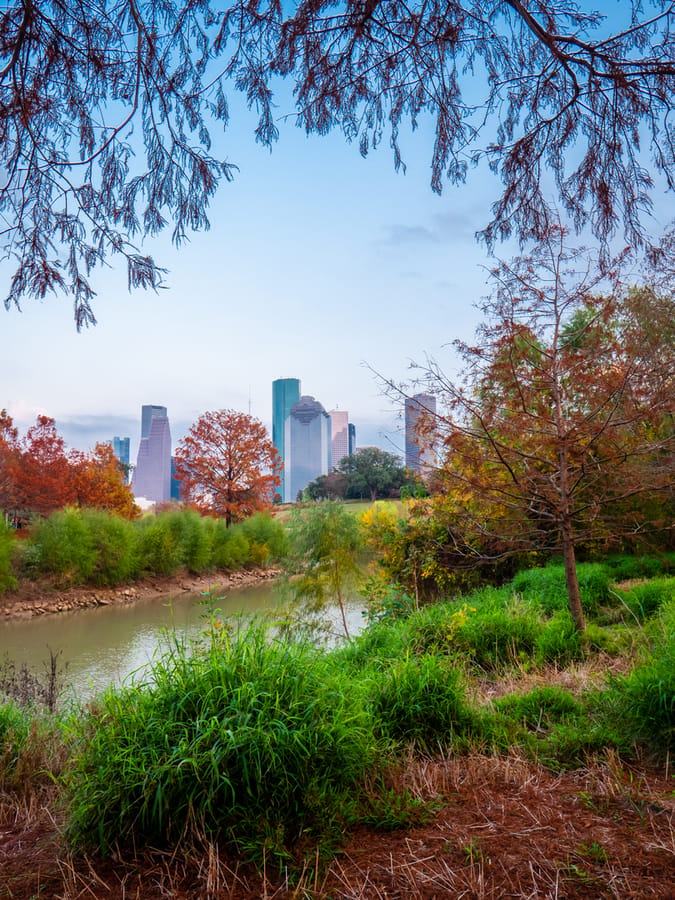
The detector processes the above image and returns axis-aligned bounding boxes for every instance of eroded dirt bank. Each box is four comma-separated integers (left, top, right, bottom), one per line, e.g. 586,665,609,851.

0,566,280,620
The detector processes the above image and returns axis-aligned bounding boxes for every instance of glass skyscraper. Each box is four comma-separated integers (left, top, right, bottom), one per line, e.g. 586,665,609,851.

132,405,172,503
285,395,331,502
272,377,300,501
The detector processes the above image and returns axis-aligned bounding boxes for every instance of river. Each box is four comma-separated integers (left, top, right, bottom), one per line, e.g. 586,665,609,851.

0,582,366,703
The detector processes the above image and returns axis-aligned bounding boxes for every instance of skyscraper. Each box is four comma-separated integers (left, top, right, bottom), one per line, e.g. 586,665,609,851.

132,405,172,503
329,408,350,470
272,377,301,501
111,436,130,470
405,393,437,474
285,395,331,501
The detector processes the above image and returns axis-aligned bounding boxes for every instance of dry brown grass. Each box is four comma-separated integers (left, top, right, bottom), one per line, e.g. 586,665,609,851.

1,751,673,899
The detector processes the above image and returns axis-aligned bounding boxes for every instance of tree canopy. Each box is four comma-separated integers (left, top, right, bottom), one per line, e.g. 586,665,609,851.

401,228,675,630
0,411,138,518
4,1,675,325
173,409,281,525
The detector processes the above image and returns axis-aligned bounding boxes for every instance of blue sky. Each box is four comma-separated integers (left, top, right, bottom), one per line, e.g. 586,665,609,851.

3,94,517,462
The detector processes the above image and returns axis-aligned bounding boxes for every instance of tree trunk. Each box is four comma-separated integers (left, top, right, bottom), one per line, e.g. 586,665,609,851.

561,522,585,633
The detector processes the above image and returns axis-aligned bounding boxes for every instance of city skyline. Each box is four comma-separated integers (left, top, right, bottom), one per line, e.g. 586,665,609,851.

1,95,497,465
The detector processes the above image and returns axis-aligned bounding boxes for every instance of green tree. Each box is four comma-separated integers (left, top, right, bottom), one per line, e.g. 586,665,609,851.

336,448,408,501
6,2,675,324
284,502,363,639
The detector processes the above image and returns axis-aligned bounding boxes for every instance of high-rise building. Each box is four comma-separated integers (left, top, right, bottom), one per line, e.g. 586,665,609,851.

405,393,437,474
329,408,350,470
132,405,172,503
272,377,301,501
348,423,356,456
111,436,130,470
285,395,331,501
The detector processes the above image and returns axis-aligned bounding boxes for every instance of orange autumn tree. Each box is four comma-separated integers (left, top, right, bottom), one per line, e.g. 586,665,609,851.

0,410,20,517
174,409,281,526
71,442,139,518
16,415,76,515
403,229,675,633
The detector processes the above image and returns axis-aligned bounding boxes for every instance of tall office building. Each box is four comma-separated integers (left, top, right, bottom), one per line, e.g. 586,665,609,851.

132,405,172,503
329,409,350,469
285,395,331,501
272,377,301,501
111,436,130,470
348,423,356,455
405,393,437,474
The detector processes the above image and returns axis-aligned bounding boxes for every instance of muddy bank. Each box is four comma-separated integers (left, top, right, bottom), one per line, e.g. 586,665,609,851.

0,567,280,620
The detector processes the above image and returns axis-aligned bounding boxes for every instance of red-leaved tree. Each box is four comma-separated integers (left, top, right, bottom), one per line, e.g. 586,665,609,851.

174,410,281,526
396,229,675,632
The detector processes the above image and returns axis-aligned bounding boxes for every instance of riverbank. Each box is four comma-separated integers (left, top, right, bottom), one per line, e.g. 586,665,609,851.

0,566,280,620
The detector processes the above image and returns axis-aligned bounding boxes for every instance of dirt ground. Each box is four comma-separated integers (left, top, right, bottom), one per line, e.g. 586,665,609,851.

1,752,674,899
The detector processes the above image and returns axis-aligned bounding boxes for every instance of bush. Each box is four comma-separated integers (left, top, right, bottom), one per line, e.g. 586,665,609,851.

370,654,479,749
29,508,97,584
210,519,250,568
79,509,140,585
239,513,288,564
63,624,376,862
0,519,17,591
136,514,184,575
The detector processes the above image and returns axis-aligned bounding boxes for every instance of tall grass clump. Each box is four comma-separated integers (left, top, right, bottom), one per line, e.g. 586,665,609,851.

78,509,140,585
615,577,675,622
370,654,480,750
63,622,376,863
0,519,17,591
605,600,675,756
0,700,66,791
28,507,97,584
512,562,611,615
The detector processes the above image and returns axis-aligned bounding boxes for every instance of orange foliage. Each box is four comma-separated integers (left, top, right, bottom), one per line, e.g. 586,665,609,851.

71,443,139,518
0,413,138,518
174,409,281,526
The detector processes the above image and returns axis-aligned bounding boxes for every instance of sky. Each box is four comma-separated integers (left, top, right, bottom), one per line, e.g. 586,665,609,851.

2,88,525,464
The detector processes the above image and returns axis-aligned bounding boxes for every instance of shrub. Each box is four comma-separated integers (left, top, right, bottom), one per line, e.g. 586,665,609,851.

136,514,184,575
29,508,97,584
0,519,17,591
80,509,139,585
63,624,376,862
239,512,288,564
210,519,250,568
370,654,479,749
